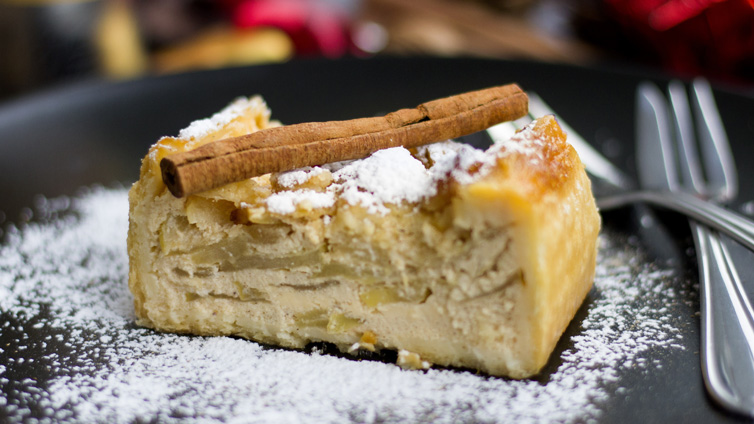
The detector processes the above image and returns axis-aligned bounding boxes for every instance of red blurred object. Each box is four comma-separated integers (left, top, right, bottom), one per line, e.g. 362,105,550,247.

604,0,754,82
650,0,724,31
222,0,352,57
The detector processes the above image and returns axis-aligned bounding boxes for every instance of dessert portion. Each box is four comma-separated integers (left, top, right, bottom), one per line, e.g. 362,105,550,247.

128,93,600,378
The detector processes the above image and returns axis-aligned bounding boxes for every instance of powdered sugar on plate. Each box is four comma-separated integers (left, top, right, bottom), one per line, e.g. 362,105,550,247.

0,188,690,423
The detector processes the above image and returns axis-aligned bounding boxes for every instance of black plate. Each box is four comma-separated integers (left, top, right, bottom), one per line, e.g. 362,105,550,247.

1,57,754,423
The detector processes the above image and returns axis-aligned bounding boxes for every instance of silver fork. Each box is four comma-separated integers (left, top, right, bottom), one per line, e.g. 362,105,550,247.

637,79,754,417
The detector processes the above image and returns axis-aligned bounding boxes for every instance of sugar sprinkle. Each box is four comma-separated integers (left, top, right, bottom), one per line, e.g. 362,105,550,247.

266,140,496,216
177,97,268,142
0,188,689,423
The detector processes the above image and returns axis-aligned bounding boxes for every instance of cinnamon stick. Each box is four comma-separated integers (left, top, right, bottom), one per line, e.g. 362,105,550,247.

161,84,528,197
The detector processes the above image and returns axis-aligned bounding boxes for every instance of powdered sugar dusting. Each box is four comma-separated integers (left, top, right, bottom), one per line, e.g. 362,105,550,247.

418,140,494,185
266,142,494,215
266,147,440,215
333,147,436,214
177,97,265,141
275,167,329,189
0,188,691,423
266,190,335,215
489,118,547,164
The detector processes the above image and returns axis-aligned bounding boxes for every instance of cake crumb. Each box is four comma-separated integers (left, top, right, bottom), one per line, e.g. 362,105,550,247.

397,350,432,370
348,331,378,353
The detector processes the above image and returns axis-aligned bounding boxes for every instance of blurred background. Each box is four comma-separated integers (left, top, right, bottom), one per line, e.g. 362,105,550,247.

1,0,753,102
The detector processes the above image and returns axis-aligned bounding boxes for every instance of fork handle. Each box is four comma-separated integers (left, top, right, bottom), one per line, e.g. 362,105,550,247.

693,222,754,417
597,190,754,253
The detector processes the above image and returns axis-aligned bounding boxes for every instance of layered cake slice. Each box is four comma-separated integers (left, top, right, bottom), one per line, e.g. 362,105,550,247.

127,90,600,378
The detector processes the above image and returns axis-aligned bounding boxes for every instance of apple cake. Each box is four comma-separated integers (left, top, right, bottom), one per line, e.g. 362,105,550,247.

127,95,600,378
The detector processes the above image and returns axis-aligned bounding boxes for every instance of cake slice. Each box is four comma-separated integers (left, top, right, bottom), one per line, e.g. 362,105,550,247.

127,95,600,378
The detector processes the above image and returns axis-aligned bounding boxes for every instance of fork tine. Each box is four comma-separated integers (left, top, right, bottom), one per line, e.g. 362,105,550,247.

668,81,705,194
636,82,678,191
691,78,738,201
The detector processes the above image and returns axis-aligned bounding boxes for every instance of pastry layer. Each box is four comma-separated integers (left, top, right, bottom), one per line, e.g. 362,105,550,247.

127,96,600,378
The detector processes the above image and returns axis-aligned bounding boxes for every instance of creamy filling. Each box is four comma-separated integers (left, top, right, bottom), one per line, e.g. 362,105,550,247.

145,195,524,374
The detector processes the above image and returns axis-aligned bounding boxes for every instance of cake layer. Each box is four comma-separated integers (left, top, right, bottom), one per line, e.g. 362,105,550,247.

128,96,600,378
